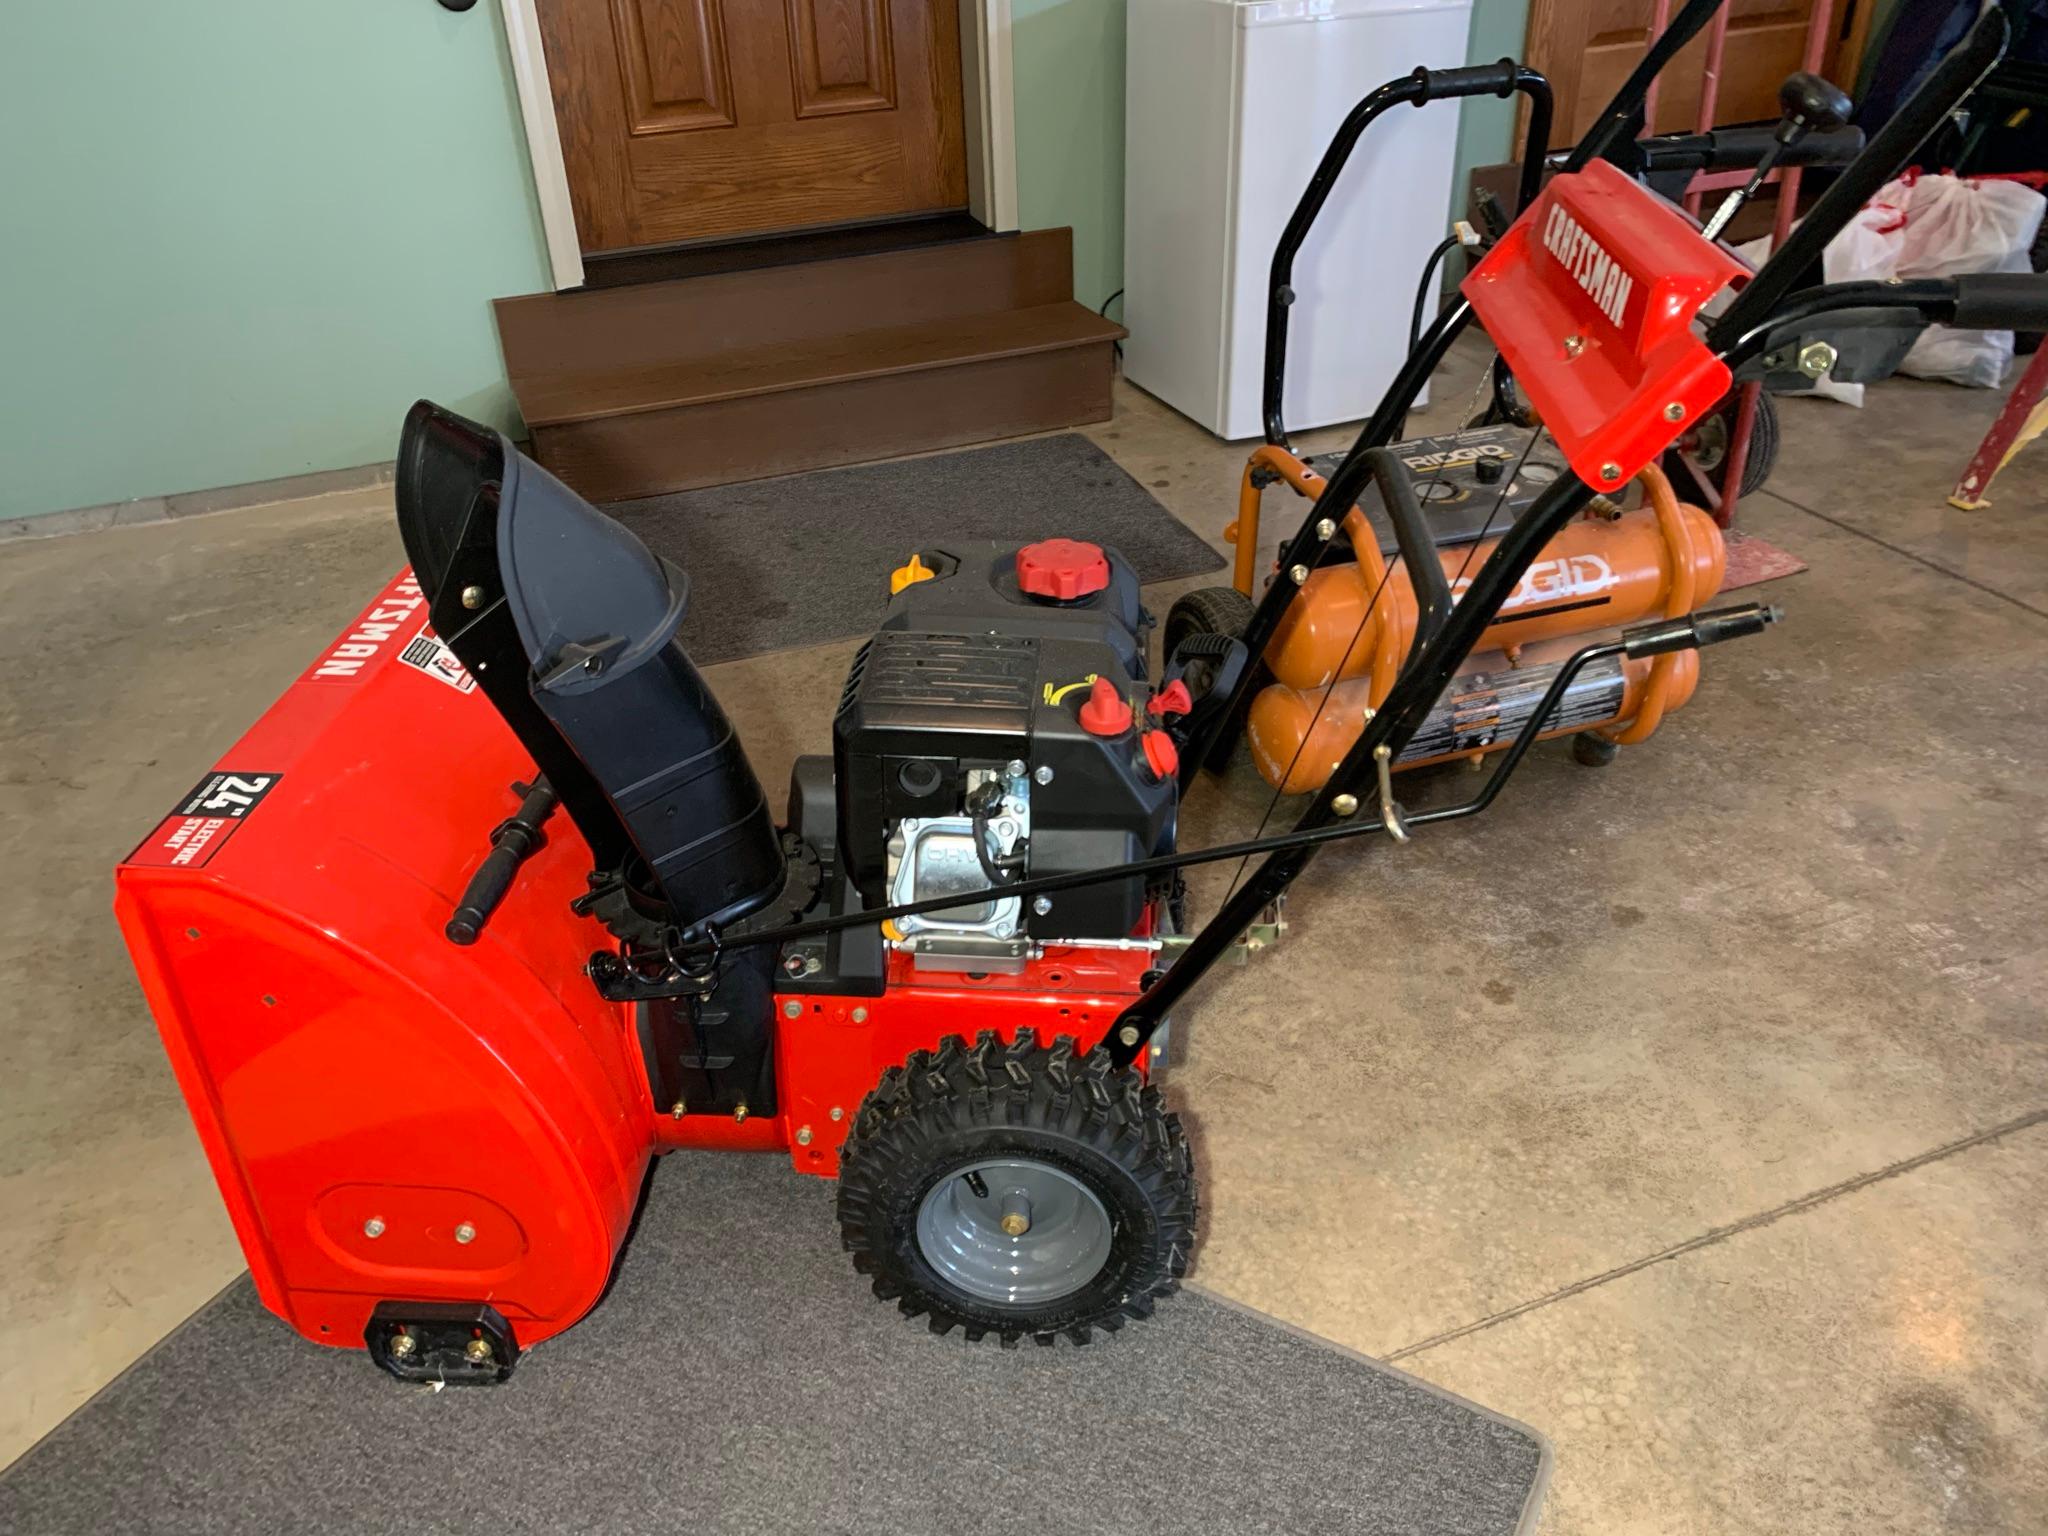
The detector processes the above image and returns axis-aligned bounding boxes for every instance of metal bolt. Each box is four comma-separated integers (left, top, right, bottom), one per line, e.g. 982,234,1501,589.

461,585,486,610
1289,563,1310,585
1117,1025,1140,1047
1797,340,1838,379
464,1338,493,1364
999,1193,1032,1237
796,1125,813,1146
363,1217,385,1239
454,1222,476,1245
851,1006,868,1023
783,1000,802,1019
733,1103,749,1124
1033,765,1054,785
1663,402,1685,421
1331,793,1359,817
1005,759,1028,778
391,1332,417,1359
803,955,822,976
670,1100,686,1120
1315,517,1337,541
830,1106,845,1122
1563,334,1584,358
782,953,805,977
1599,462,1623,482
1032,895,1052,916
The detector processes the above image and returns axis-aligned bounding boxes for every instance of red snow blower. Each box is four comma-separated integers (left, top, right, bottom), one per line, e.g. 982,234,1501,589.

116,0,2046,1382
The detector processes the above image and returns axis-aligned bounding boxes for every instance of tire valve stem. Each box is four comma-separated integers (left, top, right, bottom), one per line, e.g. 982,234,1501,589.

1000,1194,1032,1238
963,1170,990,1199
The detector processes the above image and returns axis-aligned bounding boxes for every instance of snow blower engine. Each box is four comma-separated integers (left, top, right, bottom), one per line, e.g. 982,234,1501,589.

114,0,2048,1382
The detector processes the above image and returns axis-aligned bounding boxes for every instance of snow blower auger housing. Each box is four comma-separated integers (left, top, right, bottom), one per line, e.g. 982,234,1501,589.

115,0,2048,1379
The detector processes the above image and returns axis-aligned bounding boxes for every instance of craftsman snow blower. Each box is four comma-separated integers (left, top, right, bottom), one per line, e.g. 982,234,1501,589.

115,0,2047,1382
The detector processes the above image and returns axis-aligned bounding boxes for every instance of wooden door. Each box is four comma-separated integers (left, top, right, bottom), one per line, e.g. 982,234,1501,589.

1524,0,1830,148
536,0,968,254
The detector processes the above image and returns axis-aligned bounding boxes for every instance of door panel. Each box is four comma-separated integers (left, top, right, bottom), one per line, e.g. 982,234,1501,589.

612,0,736,132
1525,0,1824,149
539,0,967,254
787,0,896,117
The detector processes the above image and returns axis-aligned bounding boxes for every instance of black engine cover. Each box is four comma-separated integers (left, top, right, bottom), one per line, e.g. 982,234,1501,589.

831,542,1175,940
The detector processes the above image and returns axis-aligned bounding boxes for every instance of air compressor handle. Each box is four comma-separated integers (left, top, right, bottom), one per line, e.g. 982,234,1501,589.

1622,602,1782,658
446,778,558,945
1364,448,1454,651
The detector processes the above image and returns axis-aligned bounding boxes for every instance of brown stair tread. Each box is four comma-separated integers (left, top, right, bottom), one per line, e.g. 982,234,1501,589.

518,302,1124,428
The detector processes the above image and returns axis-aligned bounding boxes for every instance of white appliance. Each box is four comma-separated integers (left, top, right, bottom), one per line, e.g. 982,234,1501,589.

1123,0,1474,440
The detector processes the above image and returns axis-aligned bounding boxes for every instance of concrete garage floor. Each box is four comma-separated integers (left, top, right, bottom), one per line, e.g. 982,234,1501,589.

3,348,2045,1532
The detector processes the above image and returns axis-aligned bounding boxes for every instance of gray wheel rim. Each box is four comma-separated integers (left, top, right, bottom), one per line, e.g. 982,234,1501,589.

914,1158,1113,1306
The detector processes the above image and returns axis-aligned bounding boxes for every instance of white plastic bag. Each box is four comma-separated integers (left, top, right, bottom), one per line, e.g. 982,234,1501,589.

1884,172,2047,388
1700,173,2045,396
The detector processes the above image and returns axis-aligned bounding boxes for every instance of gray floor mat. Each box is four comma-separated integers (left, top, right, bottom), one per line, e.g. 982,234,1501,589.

0,1153,1547,1536
611,434,1226,665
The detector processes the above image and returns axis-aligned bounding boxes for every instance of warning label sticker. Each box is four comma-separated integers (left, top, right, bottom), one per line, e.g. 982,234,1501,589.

395,623,477,694
124,770,283,870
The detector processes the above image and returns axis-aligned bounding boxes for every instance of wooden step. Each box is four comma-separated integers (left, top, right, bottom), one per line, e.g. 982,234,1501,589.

492,227,1123,503
530,332,1119,503
517,303,1121,428
494,230,1077,377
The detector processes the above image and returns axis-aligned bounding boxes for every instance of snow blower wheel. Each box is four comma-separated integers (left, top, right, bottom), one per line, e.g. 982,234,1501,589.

1165,585,1255,693
835,1033,1196,1345
1665,389,1778,498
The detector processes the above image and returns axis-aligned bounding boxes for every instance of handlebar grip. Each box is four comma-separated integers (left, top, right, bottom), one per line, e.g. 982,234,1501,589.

1411,59,1523,104
1637,122,1865,174
1780,123,1865,168
1951,272,2048,332
1623,603,1782,658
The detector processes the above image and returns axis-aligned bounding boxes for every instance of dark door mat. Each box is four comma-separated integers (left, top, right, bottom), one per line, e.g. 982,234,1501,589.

0,1155,1547,1536
609,434,1226,665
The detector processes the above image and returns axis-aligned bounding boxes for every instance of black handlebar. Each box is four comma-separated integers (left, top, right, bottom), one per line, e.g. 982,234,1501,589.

1410,59,1526,103
1953,272,2048,331
1261,64,1552,445
1635,122,1865,174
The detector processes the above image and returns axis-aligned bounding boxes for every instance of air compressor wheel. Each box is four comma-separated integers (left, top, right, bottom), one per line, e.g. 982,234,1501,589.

836,1031,1196,1345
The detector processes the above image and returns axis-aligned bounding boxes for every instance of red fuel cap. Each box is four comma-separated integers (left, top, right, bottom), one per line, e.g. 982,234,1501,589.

1016,539,1111,601
1077,676,1133,736
1141,729,1180,780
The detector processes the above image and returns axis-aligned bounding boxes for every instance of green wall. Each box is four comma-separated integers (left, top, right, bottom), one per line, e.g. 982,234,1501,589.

2,0,1534,520
0,0,551,521
1011,0,1129,313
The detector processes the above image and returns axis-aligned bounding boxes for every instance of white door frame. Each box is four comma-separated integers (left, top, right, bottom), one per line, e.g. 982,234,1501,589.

496,0,1020,292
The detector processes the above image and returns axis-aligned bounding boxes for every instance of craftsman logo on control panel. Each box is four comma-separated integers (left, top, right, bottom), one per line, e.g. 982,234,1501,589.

302,572,427,684
1541,203,1635,331
125,771,283,870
